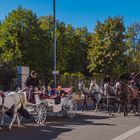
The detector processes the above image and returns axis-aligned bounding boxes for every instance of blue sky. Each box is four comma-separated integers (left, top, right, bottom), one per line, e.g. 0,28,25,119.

0,0,140,32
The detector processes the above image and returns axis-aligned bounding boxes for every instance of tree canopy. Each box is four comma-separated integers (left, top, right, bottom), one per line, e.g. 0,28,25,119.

88,17,129,76
0,7,140,82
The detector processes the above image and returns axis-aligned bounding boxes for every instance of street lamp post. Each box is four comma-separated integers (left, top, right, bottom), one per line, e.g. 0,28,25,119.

53,0,57,87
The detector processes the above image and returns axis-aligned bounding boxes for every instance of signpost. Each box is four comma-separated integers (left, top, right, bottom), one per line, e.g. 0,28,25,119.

52,70,59,75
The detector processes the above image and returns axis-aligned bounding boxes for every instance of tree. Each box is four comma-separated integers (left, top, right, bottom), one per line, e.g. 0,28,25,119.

56,24,90,75
0,7,90,83
88,17,128,76
126,23,140,72
38,16,54,76
0,6,43,71
39,16,90,76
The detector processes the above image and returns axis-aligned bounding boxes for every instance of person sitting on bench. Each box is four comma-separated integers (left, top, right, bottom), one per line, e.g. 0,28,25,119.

47,85,56,96
56,86,66,98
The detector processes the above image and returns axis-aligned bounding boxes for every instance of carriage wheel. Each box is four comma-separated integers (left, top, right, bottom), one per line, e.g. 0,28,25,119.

33,104,47,124
65,98,77,118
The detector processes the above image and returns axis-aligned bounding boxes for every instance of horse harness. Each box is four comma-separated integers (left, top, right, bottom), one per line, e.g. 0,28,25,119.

0,92,5,109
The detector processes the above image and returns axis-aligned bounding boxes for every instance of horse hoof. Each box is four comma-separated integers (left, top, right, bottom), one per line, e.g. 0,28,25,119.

109,112,111,115
8,127,12,131
135,112,138,115
130,110,133,114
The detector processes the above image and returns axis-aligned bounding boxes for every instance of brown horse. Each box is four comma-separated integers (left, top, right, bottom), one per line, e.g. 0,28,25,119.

115,81,139,116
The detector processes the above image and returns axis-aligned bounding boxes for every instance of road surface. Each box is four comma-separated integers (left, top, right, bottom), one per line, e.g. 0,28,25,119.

1,111,140,140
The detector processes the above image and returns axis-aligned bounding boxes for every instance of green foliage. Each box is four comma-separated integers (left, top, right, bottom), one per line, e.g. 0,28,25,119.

0,6,90,84
2,6,140,85
88,17,128,76
126,23,140,72
0,63,16,91
39,16,90,75
0,6,44,72
56,23,90,74
58,72,86,90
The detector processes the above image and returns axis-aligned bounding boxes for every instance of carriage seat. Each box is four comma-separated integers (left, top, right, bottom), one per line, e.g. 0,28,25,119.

39,94,57,99
61,87,72,94
39,87,72,100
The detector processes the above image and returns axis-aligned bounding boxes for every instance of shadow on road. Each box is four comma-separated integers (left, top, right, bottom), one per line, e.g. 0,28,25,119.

0,113,116,140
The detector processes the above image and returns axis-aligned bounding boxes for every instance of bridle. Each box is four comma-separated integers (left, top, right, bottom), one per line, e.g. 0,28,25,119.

0,92,5,109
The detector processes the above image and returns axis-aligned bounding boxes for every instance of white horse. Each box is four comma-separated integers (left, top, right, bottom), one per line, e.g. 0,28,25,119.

89,80,104,112
78,81,89,97
78,81,92,111
78,80,104,112
0,91,26,130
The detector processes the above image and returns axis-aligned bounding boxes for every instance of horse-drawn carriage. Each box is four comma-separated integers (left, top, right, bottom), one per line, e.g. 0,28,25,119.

0,87,77,129
21,87,77,124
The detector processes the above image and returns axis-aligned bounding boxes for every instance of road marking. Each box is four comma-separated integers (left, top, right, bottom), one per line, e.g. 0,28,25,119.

112,125,140,140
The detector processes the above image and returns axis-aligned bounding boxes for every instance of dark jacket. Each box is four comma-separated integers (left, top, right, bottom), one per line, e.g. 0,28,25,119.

57,90,66,97
25,75,39,88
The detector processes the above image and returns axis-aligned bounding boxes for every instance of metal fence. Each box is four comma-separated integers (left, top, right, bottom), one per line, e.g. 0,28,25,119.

0,71,17,91
0,72,104,92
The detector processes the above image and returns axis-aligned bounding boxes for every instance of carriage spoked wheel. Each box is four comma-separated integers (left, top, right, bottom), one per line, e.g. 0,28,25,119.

65,98,77,118
33,104,47,124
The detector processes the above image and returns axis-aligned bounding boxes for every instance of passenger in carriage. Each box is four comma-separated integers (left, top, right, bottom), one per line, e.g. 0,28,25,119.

47,85,56,96
53,85,66,105
56,86,66,98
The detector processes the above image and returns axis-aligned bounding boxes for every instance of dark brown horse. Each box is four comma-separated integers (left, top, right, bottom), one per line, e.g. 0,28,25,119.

115,81,139,116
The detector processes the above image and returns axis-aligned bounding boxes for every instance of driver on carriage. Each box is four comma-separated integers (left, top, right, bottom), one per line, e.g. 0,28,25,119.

128,72,140,90
25,71,39,102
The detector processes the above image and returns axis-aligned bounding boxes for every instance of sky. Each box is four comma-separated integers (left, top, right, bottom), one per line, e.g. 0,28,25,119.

0,0,140,32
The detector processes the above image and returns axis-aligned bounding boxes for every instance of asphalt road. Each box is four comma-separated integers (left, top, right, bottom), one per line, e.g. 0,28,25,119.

1,111,140,140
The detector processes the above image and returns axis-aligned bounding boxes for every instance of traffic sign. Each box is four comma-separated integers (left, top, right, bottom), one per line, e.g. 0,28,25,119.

52,70,59,75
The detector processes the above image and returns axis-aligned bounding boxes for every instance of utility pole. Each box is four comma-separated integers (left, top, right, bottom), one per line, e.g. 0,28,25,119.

53,0,57,87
